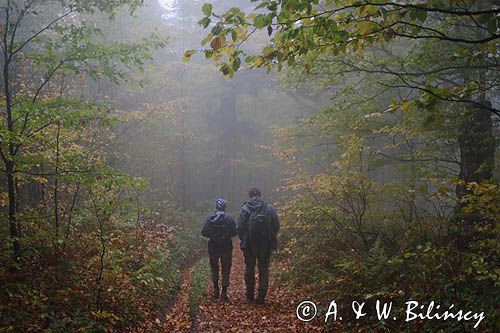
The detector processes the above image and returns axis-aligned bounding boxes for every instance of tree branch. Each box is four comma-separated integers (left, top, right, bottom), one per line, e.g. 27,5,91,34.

12,8,76,57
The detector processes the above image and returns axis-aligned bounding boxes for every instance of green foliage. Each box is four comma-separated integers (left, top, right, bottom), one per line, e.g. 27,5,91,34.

193,0,497,70
189,257,210,317
276,178,499,331
271,79,498,330
0,213,206,332
0,0,185,331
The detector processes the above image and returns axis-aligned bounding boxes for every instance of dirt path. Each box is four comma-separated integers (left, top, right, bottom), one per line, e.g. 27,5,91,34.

194,247,322,332
159,268,195,332
152,241,331,332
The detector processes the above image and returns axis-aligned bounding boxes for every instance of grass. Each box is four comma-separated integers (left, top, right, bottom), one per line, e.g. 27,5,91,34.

188,257,210,318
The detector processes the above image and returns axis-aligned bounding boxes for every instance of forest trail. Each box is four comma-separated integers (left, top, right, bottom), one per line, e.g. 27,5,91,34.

153,243,324,332
193,246,322,333
160,269,196,332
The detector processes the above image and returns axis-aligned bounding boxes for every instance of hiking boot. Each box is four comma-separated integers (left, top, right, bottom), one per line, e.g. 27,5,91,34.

221,287,229,302
213,284,220,299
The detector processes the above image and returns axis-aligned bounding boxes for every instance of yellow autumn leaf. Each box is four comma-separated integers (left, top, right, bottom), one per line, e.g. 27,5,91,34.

32,176,48,184
401,100,410,111
358,21,377,35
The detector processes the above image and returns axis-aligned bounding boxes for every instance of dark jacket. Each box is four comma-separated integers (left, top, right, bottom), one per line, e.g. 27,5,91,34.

237,199,280,251
201,211,237,253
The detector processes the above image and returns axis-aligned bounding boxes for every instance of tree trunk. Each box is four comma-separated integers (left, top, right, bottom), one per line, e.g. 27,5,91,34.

455,3,496,200
6,161,20,260
215,88,237,200
456,104,494,200
54,122,61,238
3,35,21,260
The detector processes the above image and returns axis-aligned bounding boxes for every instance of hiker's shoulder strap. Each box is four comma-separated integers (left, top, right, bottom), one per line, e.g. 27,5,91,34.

241,202,252,214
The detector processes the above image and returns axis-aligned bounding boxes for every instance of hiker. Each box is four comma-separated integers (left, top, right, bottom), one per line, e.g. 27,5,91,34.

237,187,280,304
201,198,237,301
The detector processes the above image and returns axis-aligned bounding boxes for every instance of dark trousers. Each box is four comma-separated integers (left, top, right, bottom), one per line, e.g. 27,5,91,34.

209,250,232,287
243,245,271,298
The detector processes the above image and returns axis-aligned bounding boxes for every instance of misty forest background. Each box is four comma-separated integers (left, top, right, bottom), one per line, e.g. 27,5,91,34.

0,0,498,332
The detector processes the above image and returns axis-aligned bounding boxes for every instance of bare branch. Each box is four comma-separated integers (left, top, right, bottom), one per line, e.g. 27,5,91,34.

12,8,76,57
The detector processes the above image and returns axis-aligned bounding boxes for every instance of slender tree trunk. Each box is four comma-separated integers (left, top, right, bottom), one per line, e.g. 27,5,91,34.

6,161,20,259
54,122,61,238
15,178,21,238
63,183,80,243
2,27,21,260
92,196,106,312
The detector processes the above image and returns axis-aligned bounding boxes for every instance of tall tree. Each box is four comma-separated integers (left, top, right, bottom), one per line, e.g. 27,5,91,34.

0,0,161,260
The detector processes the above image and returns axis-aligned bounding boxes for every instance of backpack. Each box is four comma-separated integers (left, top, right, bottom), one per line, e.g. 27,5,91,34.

209,213,229,240
247,203,272,244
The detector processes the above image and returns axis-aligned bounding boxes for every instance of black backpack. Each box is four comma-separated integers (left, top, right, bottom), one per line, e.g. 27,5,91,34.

209,213,229,240
247,203,272,244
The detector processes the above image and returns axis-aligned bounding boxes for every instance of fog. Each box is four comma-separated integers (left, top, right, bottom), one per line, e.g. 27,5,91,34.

97,0,329,212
